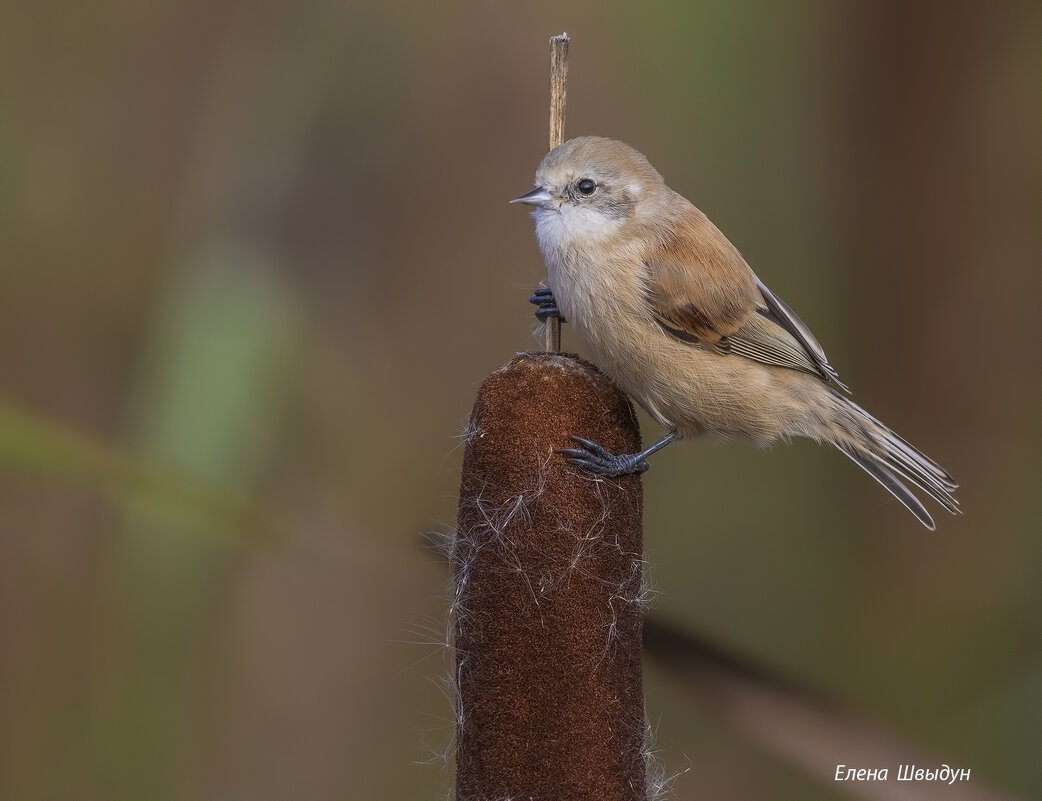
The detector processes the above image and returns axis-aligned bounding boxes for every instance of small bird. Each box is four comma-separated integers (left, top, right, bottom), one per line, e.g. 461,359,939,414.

512,136,958,529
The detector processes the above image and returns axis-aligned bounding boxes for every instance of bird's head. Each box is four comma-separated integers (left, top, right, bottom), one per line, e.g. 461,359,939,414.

511,136,665,246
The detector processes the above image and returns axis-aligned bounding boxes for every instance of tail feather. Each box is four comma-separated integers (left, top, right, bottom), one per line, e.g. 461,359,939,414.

837,444,937,530
853,404,958,491
831,394,960,528
880,450,960,515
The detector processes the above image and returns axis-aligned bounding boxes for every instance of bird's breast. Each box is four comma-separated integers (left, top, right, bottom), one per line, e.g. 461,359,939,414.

545,248,646,345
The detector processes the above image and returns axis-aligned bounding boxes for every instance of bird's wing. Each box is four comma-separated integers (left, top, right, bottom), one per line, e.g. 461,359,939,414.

643,219,847,389
642,214,761,344
749,277,847,390
714,310,844,387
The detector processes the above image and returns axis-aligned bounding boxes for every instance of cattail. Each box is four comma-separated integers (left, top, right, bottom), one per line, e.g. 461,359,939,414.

453,353,647,801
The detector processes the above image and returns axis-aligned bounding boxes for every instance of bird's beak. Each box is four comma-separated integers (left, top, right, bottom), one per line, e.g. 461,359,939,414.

510,186,555,210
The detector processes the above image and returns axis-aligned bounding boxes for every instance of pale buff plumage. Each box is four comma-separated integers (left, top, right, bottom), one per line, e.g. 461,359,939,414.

515,136,958,528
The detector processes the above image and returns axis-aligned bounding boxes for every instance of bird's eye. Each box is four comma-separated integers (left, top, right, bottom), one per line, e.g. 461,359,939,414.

576,178,597,196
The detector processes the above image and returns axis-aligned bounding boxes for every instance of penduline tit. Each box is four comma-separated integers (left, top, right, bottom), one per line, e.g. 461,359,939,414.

512,136,958,529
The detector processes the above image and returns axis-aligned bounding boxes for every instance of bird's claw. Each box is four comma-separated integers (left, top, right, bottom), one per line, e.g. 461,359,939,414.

529,286,565,323
556,435,650,478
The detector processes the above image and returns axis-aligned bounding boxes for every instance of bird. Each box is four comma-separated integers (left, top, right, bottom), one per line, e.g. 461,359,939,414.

511,136,958,529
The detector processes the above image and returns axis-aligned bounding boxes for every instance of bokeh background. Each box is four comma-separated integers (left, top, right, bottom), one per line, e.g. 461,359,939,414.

2,1,1039,799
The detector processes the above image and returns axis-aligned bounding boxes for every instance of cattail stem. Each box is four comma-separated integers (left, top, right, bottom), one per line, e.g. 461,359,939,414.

454,353,646,800
544,33,569,353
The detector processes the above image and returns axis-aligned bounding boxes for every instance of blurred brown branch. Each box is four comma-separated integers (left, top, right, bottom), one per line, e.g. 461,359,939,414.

645,618,1024,801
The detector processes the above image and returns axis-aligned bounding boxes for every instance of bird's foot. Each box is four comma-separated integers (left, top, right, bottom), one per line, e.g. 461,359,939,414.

529,286,565,323
556,436,649,478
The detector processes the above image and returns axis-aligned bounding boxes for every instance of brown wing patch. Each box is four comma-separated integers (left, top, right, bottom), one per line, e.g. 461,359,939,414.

652,298,722,343
642,207,759,343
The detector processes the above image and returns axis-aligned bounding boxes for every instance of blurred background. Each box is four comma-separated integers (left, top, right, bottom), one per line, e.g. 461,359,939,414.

1,1,1039,799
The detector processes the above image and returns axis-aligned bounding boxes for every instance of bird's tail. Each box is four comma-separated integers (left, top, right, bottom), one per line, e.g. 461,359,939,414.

828,393,959,529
